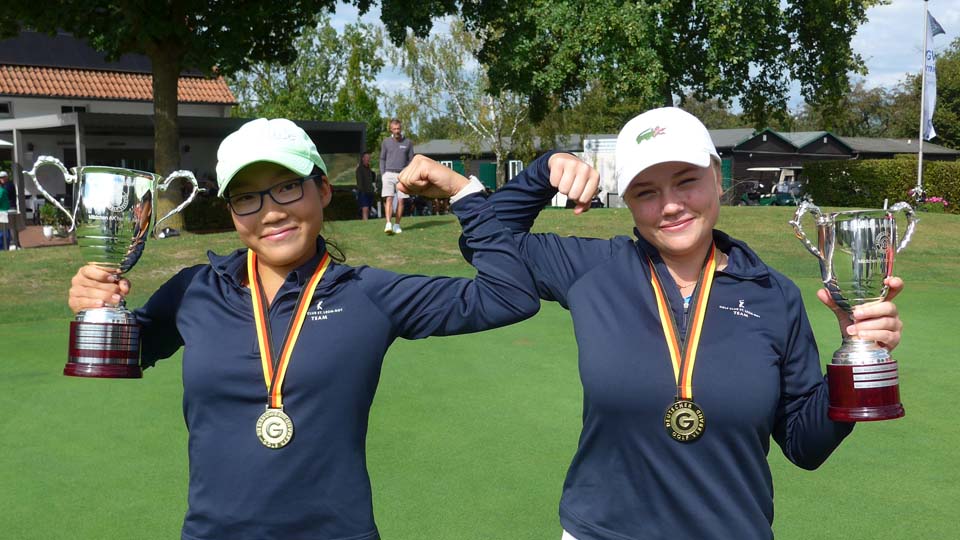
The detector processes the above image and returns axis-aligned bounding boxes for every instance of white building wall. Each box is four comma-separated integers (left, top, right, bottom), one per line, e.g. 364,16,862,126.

1,96,230,118
18,134,220,200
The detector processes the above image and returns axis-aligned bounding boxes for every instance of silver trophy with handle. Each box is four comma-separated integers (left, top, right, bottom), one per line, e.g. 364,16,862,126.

26,155,200,378
790,200,917,421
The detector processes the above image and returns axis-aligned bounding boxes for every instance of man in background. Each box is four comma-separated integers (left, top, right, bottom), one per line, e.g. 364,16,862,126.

355,152,377,221
0,171,12,249
379,119,414,235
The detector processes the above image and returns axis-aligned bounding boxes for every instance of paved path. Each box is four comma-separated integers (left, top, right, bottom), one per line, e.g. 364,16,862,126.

9,225,74,249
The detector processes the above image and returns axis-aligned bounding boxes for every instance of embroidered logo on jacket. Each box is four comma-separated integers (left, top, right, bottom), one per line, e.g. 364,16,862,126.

718,299,760,319
307,299,344,321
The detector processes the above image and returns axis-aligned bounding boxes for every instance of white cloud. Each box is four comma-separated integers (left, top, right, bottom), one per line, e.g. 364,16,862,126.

854,0,959,89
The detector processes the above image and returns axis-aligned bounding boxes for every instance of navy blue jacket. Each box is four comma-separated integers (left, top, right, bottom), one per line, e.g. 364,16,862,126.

134,194,539,540
482,153,854,540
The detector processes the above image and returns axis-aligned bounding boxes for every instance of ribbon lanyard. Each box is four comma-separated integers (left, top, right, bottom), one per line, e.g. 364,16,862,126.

248,249,330,409
647,245,717,401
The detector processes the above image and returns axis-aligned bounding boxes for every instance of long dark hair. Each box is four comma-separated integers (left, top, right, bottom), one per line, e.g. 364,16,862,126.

312,165,346,263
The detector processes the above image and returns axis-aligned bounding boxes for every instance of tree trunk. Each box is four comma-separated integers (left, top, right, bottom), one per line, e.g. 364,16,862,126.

150,46,184,231
494,149,505,189
662,80,674,108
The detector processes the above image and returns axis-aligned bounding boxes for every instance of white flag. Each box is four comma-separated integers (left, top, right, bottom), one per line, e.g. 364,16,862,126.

923,13,946,140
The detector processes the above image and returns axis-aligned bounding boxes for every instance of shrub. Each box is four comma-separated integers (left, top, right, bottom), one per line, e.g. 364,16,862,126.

803,157,960,214
181,187,370,231
182,195,234,232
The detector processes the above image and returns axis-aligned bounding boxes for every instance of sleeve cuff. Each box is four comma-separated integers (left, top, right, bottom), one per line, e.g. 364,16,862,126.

450,176,485,204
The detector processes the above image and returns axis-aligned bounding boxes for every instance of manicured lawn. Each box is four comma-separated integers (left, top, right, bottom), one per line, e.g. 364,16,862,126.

1,206,956,539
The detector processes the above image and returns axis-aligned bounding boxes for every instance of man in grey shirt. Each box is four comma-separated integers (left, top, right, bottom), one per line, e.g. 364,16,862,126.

379,118,414,235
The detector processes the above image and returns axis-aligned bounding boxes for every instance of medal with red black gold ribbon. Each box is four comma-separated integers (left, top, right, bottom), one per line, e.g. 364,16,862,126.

248,249,331,449
648,244,718,443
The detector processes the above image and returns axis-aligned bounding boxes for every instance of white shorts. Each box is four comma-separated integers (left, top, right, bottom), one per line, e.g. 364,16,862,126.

561,531,578,540
380,171,408,199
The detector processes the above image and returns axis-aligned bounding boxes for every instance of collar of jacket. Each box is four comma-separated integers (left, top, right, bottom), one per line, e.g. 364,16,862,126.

632,228,769,282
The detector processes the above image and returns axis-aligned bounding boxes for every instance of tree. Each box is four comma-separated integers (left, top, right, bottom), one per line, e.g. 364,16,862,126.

331,23,387,155
392,18,530,187
793,81,896,136
678,97,744,130
230,16,386,154
1,0,460,225
461,0,881,128
927,37,960,150
1,1,339,227
230,20,346,121
881,37,960,150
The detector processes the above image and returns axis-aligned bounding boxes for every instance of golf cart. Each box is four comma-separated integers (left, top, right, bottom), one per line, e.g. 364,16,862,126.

737,167,804,206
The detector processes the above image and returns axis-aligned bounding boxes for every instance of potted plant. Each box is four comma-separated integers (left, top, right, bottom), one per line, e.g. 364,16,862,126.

39,203,70,239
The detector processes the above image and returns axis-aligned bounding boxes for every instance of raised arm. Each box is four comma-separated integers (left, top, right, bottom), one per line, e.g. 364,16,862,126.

478,152,622,307
361,155,539,339
489,151,598,233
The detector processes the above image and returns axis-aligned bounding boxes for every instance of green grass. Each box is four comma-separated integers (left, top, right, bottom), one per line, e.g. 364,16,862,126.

1,207,958,539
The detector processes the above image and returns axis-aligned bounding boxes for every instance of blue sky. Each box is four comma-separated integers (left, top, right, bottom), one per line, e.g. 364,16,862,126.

330,0,959,113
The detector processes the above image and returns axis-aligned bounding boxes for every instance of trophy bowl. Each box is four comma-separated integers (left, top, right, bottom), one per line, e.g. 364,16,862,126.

26,156,199,378
790,200,916,421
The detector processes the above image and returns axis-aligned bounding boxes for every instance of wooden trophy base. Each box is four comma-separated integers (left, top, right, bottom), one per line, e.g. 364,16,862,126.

66,320,142,379
827,362,904,422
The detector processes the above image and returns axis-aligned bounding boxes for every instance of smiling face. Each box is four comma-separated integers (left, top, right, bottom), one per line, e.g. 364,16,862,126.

622,160,723,264
228,161,331,276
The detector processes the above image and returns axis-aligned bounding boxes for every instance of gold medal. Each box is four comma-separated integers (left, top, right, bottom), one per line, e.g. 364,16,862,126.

664,400,705,443
648,246,717,444
257,407,294,449
249,250,330,449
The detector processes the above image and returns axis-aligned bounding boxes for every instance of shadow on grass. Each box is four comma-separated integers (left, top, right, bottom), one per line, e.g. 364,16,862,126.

400,218,458,230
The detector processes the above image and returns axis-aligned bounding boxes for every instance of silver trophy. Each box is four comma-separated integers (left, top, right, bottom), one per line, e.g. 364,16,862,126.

790,200,916,421
26,155,200,378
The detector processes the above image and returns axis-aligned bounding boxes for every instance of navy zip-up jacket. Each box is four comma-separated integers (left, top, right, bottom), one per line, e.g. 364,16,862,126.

478,153,855,540
133,193,539,540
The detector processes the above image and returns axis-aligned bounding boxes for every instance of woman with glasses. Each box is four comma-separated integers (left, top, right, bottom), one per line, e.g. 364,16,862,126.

65,118,540,540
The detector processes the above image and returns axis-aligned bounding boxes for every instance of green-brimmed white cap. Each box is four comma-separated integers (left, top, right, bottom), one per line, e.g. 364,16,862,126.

216,118,326,197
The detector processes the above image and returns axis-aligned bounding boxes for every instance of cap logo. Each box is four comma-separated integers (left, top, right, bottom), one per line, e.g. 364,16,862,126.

636,126,666,144
268,127,298,142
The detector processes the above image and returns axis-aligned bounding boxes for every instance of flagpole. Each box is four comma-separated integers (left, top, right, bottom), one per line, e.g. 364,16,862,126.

915,0,930,203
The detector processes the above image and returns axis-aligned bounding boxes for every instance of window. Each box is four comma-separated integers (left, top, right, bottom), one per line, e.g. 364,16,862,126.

0,102,12,118
508,160,524,180
61,105,87,113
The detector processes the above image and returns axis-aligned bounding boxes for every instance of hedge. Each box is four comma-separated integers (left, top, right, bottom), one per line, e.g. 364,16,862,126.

803,156,960,214
181,187,367,232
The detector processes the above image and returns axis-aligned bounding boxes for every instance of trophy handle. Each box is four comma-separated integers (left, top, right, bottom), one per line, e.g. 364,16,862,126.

789,200,825,260
154,170,201,235
24,155,78,233
887,201,918,254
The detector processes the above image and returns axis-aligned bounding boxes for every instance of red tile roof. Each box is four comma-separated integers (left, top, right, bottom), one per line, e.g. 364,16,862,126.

0,65,237,104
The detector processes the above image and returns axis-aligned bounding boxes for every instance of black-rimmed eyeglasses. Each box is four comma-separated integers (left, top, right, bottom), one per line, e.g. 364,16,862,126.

226,175,322,216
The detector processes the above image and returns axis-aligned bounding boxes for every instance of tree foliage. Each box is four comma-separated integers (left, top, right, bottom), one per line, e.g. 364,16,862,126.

230,16,386,153
793,81,899,136
1,0,458,224
461,0,881,128
0,0,342,228
391,18,530,187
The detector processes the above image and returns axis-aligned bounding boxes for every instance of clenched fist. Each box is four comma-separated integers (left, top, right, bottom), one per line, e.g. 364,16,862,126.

69,264,131,314
548,153,600,215
398,155,470,199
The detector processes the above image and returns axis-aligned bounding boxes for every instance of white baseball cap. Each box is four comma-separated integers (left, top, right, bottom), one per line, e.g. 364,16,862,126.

0,171,8,178
216,118,327,197
615,107,719,196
